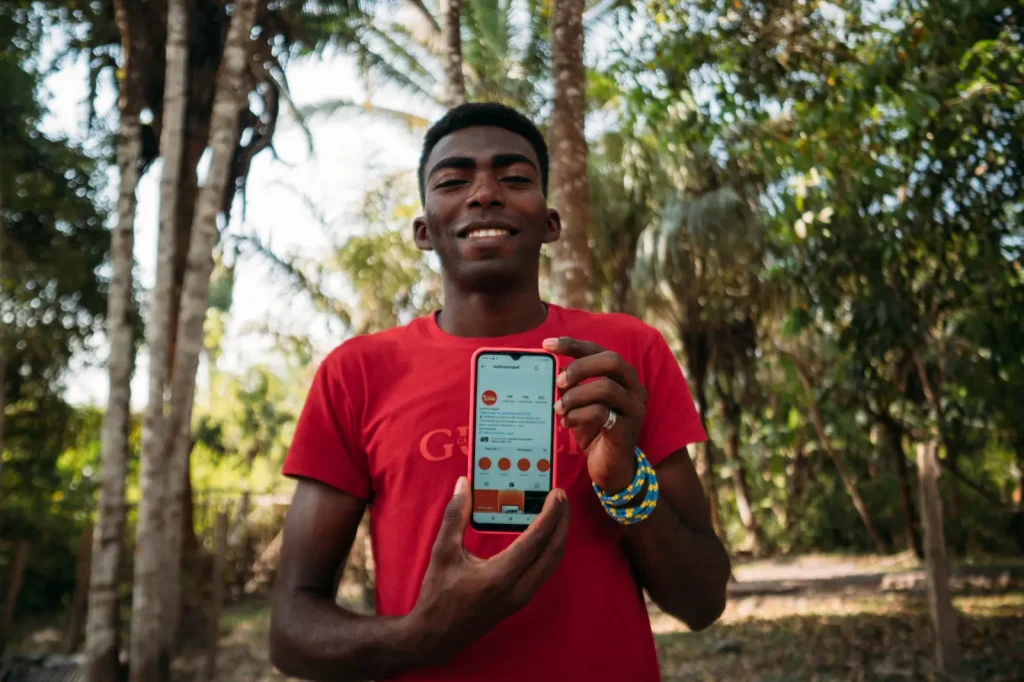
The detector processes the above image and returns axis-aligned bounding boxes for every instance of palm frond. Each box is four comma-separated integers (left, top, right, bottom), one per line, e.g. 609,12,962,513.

300,97,432,133
230,231,353,328
363,20,439,83
467,0,511,60
463,0,512,73
352,23,441,102
274,0,374,55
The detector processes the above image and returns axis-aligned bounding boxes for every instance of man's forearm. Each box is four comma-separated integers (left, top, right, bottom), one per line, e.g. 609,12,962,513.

622,499,730,630
270,589,428,681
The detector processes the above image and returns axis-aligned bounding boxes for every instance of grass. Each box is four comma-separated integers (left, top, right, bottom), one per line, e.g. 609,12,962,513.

653,593,1023,681
176,592,1024,681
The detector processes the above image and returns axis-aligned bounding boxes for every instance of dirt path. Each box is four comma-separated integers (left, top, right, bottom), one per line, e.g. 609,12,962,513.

8,554,1023,681
725,552,1024,598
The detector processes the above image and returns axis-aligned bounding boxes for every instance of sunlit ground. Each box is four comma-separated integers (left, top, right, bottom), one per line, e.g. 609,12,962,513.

10,555,1021,681
168,591,1023,681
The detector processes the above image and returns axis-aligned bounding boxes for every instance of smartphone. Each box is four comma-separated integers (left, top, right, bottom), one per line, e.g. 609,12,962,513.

469,348,558,533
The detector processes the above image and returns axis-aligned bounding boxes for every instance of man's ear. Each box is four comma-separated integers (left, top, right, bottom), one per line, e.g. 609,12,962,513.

543,208,562,244
413,216,434,252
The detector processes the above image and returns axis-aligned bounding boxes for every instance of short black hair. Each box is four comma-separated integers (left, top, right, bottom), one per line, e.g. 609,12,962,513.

417,102,549,204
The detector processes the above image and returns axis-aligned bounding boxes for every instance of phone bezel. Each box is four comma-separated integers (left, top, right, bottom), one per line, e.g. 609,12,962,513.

468,348,557,534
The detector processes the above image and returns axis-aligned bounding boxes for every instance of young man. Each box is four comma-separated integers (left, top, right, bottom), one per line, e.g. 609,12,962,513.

269,102,730,682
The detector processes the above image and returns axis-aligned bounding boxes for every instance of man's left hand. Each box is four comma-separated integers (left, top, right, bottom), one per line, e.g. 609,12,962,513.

542,337,647,493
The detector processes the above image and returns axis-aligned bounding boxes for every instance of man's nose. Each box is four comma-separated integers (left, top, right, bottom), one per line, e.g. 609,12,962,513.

468,174,503,208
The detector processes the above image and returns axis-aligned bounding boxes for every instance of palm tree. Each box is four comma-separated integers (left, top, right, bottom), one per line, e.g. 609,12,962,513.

588,130,664,314
634,150,768,552
548,0,590,308
301,0,555,123
296,0,629,313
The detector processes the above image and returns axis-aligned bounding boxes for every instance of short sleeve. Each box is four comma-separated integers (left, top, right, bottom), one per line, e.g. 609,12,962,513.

636,328,707,467
282,347,372,499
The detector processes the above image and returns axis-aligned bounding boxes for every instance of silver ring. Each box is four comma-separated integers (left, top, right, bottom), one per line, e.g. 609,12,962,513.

601,408,618,431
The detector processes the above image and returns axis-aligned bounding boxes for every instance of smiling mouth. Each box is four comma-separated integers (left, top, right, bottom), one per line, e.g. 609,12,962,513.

457,223,519,239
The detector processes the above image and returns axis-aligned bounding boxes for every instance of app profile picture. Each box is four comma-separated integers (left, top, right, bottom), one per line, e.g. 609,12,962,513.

482,390,498,405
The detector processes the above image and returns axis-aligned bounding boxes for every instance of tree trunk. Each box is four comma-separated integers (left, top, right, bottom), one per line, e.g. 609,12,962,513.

721,398,766,555
128,1,191,679
0,180,7,486
65,522,93,654
792,360,888,553
86,3,142,675
440,0,465,106
157,1,258,673
166,122,206,374
692,380,722,540
204,511,229,682
0,358,6,488
682,328,723,539
0,541,30,655
160,0,192,659
912,349,972,554
182,455,198,565
1014,436,1023,510
161,385,195,661
917,440,962,676
879,412,923,558
609,230,642,314
783,431,807,536
548,0,591,309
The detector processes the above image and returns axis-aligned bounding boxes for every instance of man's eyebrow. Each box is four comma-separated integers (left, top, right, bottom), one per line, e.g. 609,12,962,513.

427,156,475,179
427,153,538,180
491,153,537,171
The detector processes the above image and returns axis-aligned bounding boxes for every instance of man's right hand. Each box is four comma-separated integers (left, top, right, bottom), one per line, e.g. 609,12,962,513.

406,477,571,666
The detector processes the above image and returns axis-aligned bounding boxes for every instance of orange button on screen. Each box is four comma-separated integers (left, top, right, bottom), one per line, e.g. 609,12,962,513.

517,458,530,471
478,457,492,471
498,458,511,471
537,459,550,472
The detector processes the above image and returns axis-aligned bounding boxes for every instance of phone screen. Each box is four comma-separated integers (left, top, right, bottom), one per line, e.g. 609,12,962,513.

471,350,556,532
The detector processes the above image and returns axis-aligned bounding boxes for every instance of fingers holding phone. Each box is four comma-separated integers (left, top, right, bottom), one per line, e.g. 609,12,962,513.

409,476,570,666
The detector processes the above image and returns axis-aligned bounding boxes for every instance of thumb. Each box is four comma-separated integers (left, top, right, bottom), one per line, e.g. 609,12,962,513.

433,476,471,558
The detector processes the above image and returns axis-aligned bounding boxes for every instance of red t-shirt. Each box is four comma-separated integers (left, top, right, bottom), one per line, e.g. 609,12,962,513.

282,304,706,681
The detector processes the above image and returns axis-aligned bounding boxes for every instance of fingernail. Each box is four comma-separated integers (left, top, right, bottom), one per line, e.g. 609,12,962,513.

553,399,563,414
556,372,567,387
542,337,558,349
556,489,566,503
454,477,465,496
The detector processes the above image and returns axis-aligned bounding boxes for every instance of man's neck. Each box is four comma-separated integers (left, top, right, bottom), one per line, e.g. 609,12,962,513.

437,280,548,338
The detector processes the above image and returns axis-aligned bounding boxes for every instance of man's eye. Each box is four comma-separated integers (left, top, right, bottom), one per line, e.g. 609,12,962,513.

436,179,467,189
502,176,531,184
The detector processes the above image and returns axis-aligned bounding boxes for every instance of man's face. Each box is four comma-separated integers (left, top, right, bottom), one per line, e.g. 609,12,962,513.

414,126,560,292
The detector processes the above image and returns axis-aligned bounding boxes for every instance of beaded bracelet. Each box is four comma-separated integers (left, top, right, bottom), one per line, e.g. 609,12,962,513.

593,447,659,525
592,446,647,507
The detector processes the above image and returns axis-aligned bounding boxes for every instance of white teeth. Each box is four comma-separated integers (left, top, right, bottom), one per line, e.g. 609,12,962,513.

467,228,510,238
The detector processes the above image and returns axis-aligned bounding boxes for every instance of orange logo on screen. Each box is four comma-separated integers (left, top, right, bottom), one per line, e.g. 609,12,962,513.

481,390,498,406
